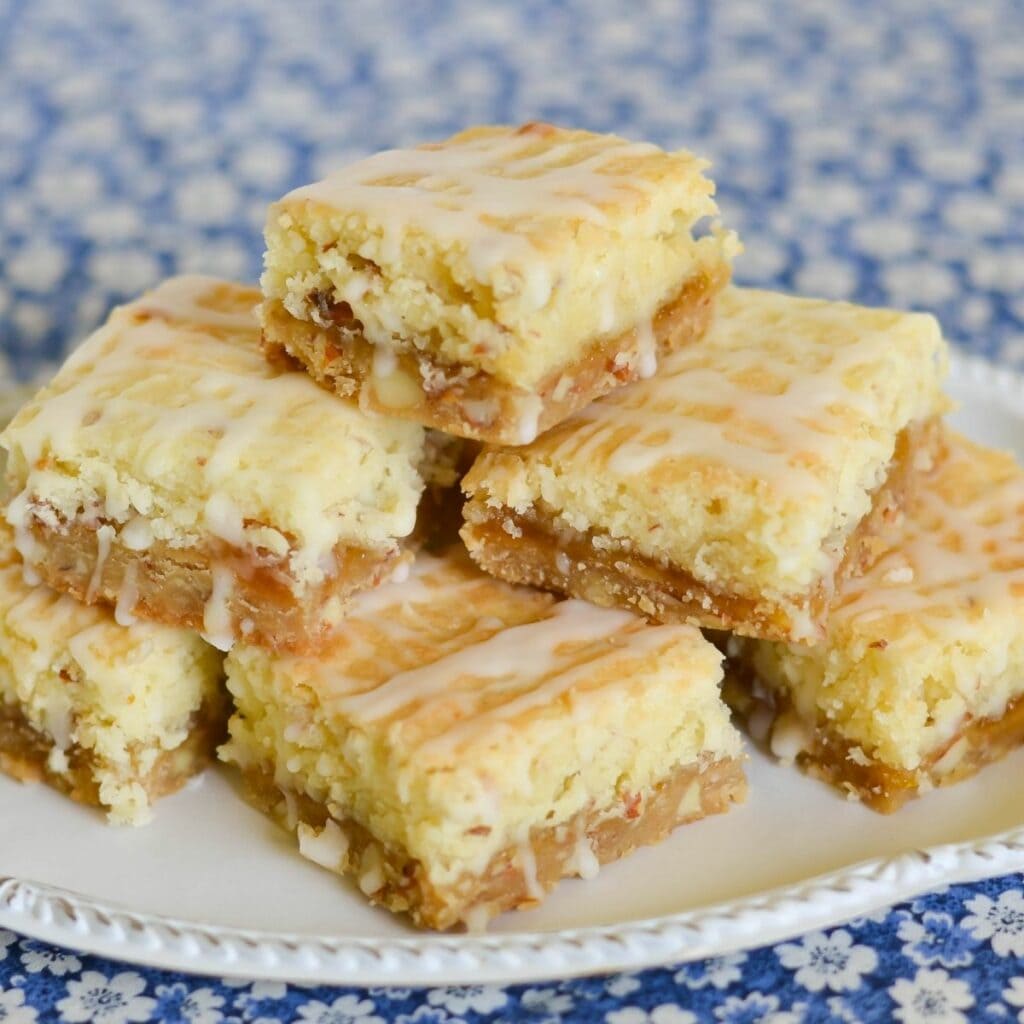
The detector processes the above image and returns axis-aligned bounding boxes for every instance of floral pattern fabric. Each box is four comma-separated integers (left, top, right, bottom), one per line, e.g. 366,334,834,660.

1,0,1023,1019
3,876,1024,1022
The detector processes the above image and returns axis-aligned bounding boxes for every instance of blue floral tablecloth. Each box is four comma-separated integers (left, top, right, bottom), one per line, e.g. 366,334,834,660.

1,0,1022,1019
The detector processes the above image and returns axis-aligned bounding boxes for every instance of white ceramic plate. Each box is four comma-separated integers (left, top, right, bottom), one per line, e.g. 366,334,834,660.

3,351,1024,987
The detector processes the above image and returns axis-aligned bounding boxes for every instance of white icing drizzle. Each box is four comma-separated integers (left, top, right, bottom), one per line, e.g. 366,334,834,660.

4,276,411,588
371,342,398,379
568,825,600,880
6,488,43,583
330,598,638,724
42,690,74,751
132,274,255,332
86,524,114,603
462,903,492,934
518,841,544,901
46,747,70,775
516,394,543,445
419,623,679,759
202,565,235,652
204,493,246,547
551,290,941,496
336,552,475,620
834,438,1024,638
634,317,658,379
114,562,139,627
311,556,697,764
288,128,663,286
279,787,299,831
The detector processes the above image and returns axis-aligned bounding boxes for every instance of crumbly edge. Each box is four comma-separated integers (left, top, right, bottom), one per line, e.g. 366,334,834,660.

722,660,1024,814
464,322,948,588
17,516,405,654
235,754,746,930
0,695,227,825
263,172,733,387
461,419,938,643
259,264,728,445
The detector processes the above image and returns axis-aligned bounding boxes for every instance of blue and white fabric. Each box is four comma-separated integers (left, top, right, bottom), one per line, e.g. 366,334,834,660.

1,0,1022,1018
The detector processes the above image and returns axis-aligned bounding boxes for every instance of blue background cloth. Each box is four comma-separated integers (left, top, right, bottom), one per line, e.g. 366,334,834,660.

0,0,1022,1018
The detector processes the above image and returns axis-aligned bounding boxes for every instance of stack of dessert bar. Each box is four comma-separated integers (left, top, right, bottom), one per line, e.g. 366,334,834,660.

2,123,1022,929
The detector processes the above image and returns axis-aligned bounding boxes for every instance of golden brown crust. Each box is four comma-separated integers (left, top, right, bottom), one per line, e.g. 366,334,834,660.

722,663,1024,813
261,265,729,445
240,755,746,931
0,695,227,813
461,419,942,643
19,517,402,655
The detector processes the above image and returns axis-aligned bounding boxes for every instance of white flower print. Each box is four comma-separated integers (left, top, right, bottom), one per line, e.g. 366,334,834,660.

19,942,82,977
519,988,574,1019
1006,978,1024,1003
56,971,156,1024
0,931,15,961
777,929,878,993
155,984,225,1024
393,1009,460,1024
889,968,974,1024
607,1006,697,1024
223,979,288,1021
674,952,747,990
426,985,507,1015
367,989,412,1001
0,988,38,1024
962,891,1024,957
605,973,642,997
181,988,224,1024
296,995,383,1024
822,998,860,1023
896,913,974,969
713,993,801,1023
222,980,287,1000
1004,977,1024,1022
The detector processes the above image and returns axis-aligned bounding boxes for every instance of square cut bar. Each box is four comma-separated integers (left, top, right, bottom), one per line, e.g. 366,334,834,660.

1,276,440,654
220,549,745,930
0,525,225,825
723,432,1024,812
261,122,737,445
462,286,949,643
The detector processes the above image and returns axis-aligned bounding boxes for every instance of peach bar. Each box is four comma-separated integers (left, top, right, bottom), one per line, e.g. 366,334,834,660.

220,549,745,930
0,525,225,825
1,276,444,654
724,432,1024,812
261,122,737,444
463,286,949,643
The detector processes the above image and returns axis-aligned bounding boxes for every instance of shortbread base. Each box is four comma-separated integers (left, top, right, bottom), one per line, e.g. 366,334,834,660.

723,669,1024,813
261,266,728,446
18,518,402,654
0,696,226,822
462,419,939,643
238,755,747,931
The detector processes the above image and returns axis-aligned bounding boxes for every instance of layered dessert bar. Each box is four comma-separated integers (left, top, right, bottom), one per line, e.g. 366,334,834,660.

724,432,1024,812
261,122,737,444
220,550,745,930
0,525,225,825
1,276,440,654
463,286,948,643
